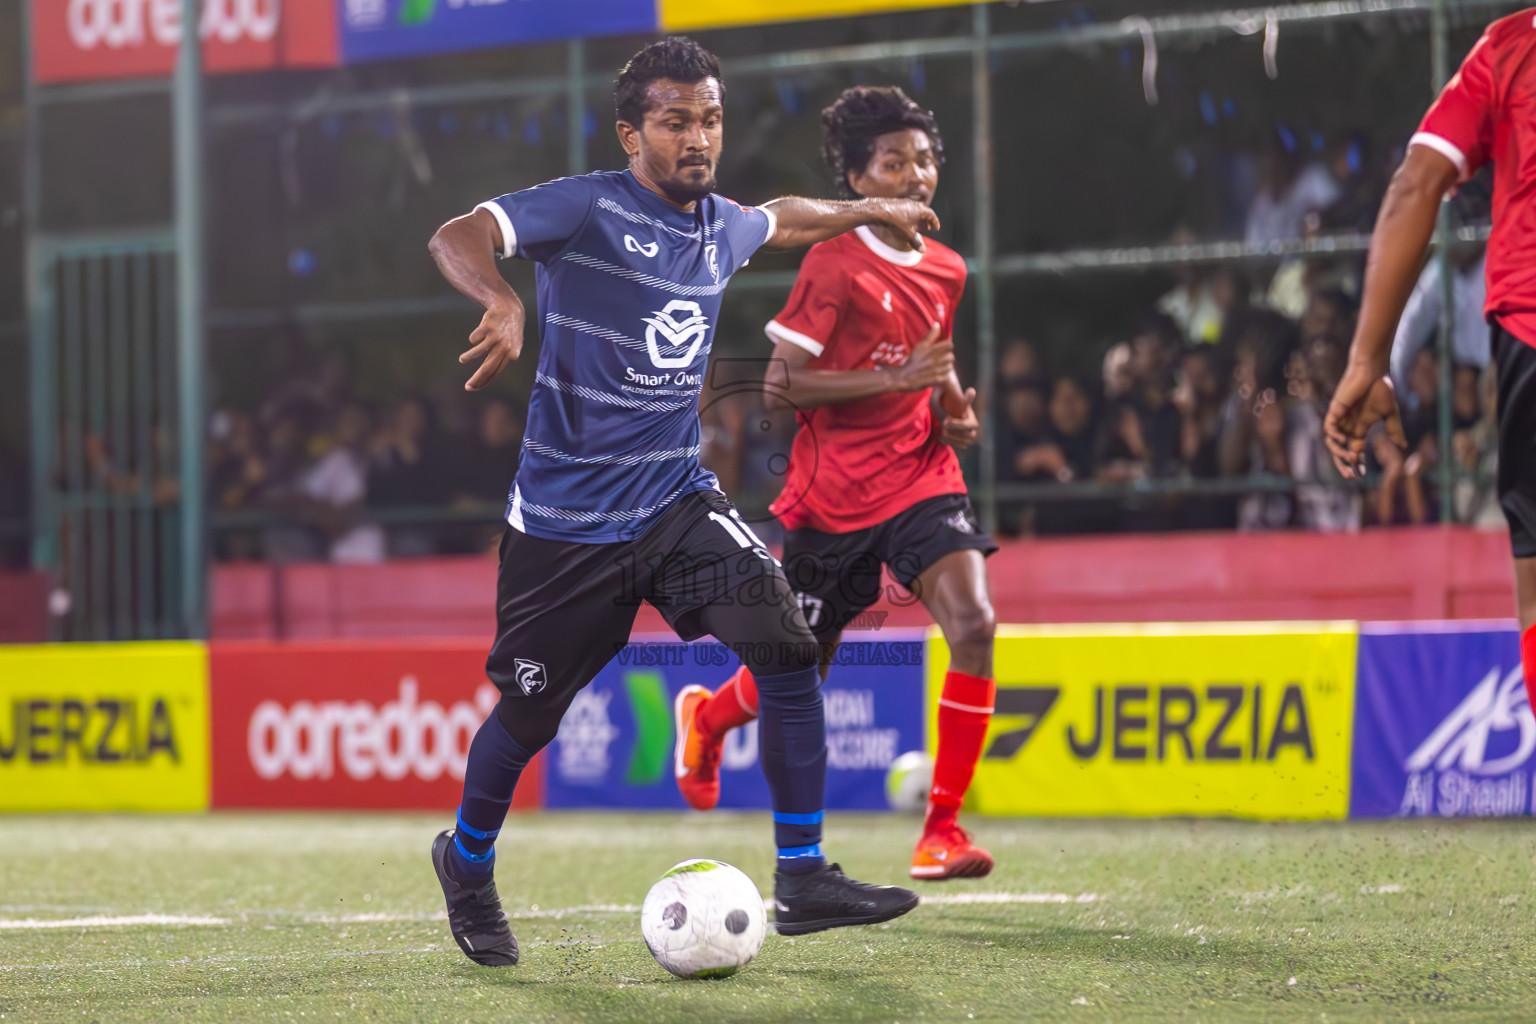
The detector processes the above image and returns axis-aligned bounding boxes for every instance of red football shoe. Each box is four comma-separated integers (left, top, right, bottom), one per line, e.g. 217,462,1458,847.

910,820,994,880
673,684,723,811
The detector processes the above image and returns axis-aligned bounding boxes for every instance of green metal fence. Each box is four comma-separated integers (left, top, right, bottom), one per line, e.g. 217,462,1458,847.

28,234,182,641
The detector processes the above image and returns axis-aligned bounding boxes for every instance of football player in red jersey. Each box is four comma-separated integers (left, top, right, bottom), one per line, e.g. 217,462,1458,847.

1327,10,1536,701
674,86,999,880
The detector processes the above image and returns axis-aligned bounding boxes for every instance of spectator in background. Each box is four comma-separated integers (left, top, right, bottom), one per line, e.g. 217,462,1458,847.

440,395,523,554
1245,138,1343,247
1218,309,1300,530
1289,334,1362,532
208,410,265,560
1095,314,1182,486
999,380,1050,482
998,337,1043,388
1389,243,1489,393
296,402,385,563
1157,227,1252,345
371,396,444,557
1173,345,1239,530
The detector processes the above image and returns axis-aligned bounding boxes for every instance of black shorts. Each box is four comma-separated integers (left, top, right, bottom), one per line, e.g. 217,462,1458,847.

1493,320,1536,558
781,493,998,641
484,489,788,710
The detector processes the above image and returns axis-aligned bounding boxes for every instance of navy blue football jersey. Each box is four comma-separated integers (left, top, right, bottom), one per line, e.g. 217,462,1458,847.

477,170,775,542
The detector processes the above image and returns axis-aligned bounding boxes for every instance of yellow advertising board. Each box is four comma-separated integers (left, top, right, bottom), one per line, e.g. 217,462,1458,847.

0,643,210,811
930,623,1359,819
662,0,977,33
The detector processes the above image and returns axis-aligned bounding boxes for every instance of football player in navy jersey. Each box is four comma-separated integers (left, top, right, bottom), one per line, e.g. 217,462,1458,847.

425,37,939,967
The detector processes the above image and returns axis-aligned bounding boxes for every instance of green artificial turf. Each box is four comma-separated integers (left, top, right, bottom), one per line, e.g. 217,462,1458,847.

2,812,1534,1022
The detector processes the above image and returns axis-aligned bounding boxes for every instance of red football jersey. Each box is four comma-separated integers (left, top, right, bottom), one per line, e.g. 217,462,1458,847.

1414,9,1536,346
766,227,969,534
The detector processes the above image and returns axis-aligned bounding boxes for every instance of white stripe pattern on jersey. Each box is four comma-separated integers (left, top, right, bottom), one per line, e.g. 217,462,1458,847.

534,372,693,413
560,253,731,297
520,483,690,524
523,439,701,467
596,197,727,240
543,313,650,354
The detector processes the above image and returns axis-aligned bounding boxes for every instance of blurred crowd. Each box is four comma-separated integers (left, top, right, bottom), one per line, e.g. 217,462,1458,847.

207,349,523,563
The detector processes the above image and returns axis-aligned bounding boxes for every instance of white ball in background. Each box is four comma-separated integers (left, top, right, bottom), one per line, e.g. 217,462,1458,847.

885,750,934,814
641,859,767,979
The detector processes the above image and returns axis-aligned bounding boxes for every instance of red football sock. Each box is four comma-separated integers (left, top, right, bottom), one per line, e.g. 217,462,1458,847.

926,670,995,831
1521,625,1536,712
699,665,759,738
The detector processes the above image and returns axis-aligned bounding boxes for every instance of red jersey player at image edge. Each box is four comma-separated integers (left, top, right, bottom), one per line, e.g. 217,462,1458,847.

675,86,1001,882
1325,10,1536,709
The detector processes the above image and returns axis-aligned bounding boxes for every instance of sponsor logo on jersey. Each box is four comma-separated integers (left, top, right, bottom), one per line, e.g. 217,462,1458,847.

643,300,711,369
625,234,660,258
944,509,975,535
514,658,548,696
705,243,720,283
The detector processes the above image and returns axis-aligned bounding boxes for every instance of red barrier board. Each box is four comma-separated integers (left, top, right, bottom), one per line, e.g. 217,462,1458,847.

33,0,340,84
210,640,541,811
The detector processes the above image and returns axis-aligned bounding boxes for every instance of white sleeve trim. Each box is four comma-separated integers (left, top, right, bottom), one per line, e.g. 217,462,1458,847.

756,204,778,248
475,200,518,259
765,319,824,357
1409,132,1470,182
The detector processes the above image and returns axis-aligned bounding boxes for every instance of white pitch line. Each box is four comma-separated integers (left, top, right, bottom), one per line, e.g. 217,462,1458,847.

0,914,230,931
0,893,1099,936
919,892,1100,905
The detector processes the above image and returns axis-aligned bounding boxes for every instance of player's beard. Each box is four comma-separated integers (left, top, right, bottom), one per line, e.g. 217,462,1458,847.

661,164,716,204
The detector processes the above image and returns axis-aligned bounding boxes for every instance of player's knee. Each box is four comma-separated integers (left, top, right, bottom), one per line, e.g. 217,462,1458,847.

946,601,996,652
493,696,561,755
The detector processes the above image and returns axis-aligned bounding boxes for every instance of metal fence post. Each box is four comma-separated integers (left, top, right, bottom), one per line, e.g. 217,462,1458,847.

973,2,997,535
1431,0,1456,525
175,0,208,638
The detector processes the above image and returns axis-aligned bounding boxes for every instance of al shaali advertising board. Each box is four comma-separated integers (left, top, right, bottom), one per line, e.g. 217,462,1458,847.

1352,623,1535,818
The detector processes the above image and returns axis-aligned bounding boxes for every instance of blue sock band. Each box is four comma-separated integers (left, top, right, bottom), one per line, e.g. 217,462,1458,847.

755,665,827,873
453,708,534,869
777,843,823,860
454,834,496,865
455,813,500,842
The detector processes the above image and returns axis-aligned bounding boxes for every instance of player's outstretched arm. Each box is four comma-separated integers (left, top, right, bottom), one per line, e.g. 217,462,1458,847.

428,208,527,392
1324,145,1458,477
761,196,938,252
762,324,954,413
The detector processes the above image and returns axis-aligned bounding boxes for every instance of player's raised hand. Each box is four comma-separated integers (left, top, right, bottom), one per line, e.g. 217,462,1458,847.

895,324,954,392
1323,363,1406,478
870,198,940,252
460,299,525,391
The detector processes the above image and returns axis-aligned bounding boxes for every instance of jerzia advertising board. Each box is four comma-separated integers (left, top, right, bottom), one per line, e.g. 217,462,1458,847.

943,623,1361,819
0,642,210,811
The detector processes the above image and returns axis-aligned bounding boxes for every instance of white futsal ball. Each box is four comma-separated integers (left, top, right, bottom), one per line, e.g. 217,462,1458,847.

885,750,934,814
641,859,767,979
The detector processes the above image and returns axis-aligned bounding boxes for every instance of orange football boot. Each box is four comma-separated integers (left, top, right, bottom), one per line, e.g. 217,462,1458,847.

910,820,994,880
673,684,724,811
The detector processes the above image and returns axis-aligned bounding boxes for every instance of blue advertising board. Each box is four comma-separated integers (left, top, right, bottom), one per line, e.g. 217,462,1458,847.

338,0,657,64
1351,622,1534,818
544,633,927,811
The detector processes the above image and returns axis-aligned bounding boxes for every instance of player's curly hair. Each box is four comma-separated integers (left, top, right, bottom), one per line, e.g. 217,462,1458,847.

821,86,944,198
614,37,724,128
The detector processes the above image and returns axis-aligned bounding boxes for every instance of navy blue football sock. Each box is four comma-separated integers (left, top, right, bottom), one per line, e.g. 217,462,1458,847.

755,664,827,875
451,711,534,877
